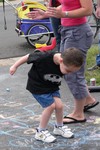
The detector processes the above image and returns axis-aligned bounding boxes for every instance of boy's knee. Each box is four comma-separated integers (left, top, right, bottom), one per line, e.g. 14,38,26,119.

50,103,56,110
56,102,63,110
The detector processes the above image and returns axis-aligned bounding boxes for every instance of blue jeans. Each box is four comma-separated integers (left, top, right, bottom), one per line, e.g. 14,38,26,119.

50,17,61,51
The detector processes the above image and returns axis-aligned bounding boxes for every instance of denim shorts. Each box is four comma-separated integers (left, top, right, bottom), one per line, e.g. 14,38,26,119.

32,90,60,108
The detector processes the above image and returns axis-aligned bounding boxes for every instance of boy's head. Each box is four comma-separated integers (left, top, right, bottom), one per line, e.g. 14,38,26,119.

60,47,84,74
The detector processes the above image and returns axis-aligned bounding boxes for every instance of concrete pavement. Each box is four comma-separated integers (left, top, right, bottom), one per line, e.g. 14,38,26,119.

0,58,100,150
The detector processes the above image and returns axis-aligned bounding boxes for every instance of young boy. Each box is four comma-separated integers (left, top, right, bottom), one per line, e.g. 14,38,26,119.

9,47,83,143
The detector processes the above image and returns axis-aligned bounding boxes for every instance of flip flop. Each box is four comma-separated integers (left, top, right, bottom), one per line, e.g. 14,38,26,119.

84,101,99,112
63,116,86,124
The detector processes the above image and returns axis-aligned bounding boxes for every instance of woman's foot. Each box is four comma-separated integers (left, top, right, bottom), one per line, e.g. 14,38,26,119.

84,101,99,112
84,97,96,106
63,113,86,124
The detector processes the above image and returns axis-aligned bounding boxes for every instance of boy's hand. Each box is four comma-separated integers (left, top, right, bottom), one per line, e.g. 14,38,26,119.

9,66,17,75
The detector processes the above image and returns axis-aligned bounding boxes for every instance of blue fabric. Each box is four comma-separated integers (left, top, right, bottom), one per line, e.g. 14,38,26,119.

50,17,61,50
32,90,60,108
96,54,100,66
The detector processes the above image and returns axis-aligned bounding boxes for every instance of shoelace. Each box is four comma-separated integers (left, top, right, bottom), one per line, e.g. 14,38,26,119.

41,130,52,138
60,126,71,131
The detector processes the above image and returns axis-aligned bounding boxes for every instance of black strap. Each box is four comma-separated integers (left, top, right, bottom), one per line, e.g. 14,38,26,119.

3,0,7,30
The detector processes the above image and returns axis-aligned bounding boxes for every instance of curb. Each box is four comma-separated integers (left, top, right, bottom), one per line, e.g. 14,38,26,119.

0,0,44,65
0,57,21,66
0,0,43,6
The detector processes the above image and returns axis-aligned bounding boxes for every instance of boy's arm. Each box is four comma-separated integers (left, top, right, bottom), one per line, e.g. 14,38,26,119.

10,54,29,75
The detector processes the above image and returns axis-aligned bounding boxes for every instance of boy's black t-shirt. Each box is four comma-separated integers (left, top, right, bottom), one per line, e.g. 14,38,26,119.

26,50,63,94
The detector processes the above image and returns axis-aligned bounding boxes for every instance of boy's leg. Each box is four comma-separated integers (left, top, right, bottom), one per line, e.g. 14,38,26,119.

39,103,55,130
54,96,63,125
53,97,74,138
33,93,56,130
35,103,56,143
33,93,56,143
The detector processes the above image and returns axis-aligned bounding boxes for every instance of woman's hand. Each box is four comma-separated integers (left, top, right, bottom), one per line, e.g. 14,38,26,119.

95,7,100,18
27,9,48,19
46,6,64,18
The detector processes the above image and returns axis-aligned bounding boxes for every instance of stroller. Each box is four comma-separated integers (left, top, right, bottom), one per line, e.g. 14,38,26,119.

5,0,54,47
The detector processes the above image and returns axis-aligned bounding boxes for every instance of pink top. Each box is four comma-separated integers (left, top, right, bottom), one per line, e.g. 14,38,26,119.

61,0,87,26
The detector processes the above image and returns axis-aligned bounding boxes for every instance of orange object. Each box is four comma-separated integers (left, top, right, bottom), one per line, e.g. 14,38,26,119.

38,37,56,51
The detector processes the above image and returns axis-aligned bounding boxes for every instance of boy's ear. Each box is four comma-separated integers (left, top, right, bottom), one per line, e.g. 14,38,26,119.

60,57,63,63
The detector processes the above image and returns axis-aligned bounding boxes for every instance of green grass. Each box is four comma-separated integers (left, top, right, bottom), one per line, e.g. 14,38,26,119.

85,44,100,86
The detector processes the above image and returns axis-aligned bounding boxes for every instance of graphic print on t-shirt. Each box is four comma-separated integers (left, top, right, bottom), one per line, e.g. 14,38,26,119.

44,74,62,84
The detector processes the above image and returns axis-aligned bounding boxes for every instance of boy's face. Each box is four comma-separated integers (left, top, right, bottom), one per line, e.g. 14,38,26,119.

59,59,81,74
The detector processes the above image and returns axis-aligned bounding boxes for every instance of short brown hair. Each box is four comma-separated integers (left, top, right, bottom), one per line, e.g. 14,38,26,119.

61,47,84,67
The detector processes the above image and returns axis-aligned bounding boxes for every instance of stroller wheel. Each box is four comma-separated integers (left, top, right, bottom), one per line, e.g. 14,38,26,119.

26,23,52,47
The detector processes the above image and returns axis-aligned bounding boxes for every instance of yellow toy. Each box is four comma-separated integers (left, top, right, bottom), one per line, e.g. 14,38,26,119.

35,43,47,48
16,0,47,19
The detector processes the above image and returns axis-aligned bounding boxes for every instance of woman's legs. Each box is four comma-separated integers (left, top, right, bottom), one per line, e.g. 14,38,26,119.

84,86,96,106
63,97,86,123
63,93,96,123
63,63,96,122
60,24,97,122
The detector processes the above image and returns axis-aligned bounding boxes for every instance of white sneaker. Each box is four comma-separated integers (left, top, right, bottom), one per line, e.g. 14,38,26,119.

53,126,74,138
35,129,56,143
